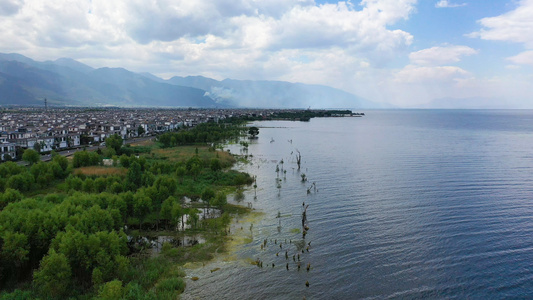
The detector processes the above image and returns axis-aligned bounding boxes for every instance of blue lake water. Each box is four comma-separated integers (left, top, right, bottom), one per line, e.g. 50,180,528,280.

183,110,533,299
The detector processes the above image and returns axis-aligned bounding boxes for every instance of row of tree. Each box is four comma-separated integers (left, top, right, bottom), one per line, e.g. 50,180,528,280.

0,154,70,197
239,109,354,122
158,122,245,148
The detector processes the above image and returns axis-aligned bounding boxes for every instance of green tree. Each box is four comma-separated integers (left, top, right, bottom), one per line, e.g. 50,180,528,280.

15,147,24,160
30,162,53,188
52,154,69,173
33,141,42,152
76,205,115,233
0,188,23,209
49,162,63,180
188,208,199,229
176,166,186,184
210,158,222,172
213,192,228,210
89,151,102,166
94,177,107,193
22,149,40,165
160,196,176,222
161,196,179,230
134,194,151,229
153,176,177,199
82,178,94,193
121,191,135,217
65,175,83,191
72,151,95,168
97,280,124,300
157,132,172,148
92,267,104,287
109,182,123,194
123,282,145,300
125,162,142,191
190,164,201,181
248,126,259,138
137,125,145,136
6,172,34,192
80,134,91,145
1,231,29,268
33,250,72,299
142,171,155,187
101,147,116,159
201,187,215,211
0,161,24,178
119,154,130,168
0,289,33,299
171,202,184,230
105,134,123,154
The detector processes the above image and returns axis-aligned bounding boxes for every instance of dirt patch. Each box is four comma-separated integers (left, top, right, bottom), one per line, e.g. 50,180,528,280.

130,139,155,147
74,166,127,176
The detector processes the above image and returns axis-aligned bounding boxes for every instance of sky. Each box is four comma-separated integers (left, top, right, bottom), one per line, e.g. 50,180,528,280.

1,0,533,108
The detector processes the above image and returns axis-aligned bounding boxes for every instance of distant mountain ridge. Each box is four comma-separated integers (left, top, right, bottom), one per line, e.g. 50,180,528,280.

0,53,375,108
0,53,218,107
165,76,377,109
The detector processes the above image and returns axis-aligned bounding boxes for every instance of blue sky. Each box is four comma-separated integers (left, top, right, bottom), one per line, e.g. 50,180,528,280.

1,0,532,108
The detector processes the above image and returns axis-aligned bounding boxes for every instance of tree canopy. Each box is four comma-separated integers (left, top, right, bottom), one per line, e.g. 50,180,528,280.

0,117,254,299
105,134,123,154
248,126,259,138
22,149,40,165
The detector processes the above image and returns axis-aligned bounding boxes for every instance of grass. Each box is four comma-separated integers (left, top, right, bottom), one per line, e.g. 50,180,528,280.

24,179,66,197
152,146,235,166
73,166,127,176
129,139,156,147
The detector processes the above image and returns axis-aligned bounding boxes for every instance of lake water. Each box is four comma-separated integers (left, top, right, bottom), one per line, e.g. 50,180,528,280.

183,110,533,299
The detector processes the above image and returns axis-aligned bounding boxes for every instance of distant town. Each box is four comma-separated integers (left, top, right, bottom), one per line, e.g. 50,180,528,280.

0,107,362,162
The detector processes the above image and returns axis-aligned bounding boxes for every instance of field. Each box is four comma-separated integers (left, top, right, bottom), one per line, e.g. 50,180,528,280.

152,146,236,166
74,166,127,176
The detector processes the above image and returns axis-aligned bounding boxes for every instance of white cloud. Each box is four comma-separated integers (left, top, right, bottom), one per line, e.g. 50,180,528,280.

435,0,467,8
409,45,478,66
0,0,417,65
469,0,533,48
360,0,417,24
507,50,533,66
264,2,414,56
14,0,532,108
394,65,471,83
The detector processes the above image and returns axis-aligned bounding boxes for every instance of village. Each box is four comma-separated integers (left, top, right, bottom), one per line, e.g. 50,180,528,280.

0,107,276,162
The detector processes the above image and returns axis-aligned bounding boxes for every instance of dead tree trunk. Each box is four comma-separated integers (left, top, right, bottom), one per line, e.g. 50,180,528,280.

296,150,302,170
302,204,309,228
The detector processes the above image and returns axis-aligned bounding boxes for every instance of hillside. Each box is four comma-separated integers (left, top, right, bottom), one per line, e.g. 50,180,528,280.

0,54,217,107
0,53,376,108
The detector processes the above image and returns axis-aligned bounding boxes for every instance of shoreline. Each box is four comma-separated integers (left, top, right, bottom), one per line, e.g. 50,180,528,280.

180,210,266,298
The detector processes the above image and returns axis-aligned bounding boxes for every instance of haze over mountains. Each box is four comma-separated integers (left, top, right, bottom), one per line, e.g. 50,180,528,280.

0,53,376,109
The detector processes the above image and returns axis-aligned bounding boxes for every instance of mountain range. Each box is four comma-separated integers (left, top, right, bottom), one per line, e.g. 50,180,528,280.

0,53,376,109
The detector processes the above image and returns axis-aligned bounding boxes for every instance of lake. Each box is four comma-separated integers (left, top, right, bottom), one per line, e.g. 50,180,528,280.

183,110,533,299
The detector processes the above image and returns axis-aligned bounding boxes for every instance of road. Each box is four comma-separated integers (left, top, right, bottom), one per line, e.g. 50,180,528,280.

17,136,156,165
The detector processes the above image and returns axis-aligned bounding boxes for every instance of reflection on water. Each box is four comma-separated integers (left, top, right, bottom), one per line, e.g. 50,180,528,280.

150,235,206,253
128,235,206,255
